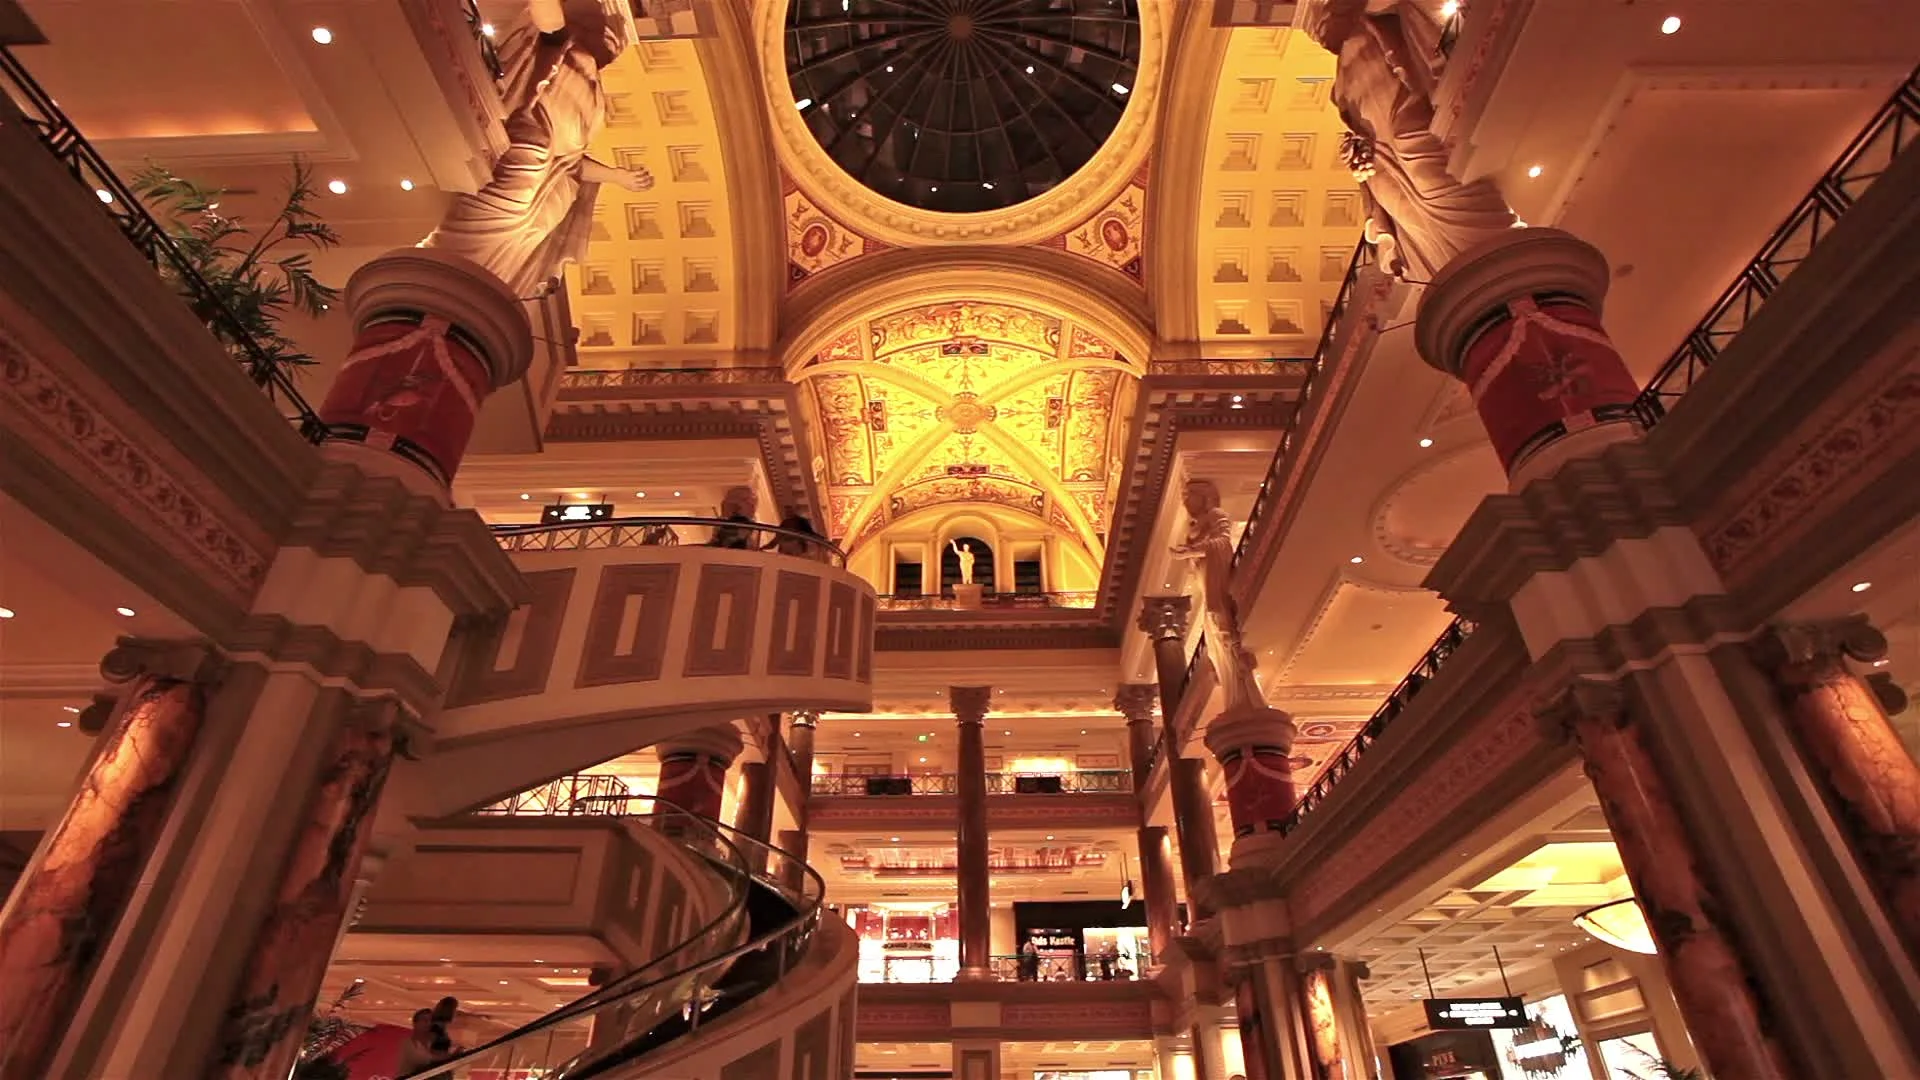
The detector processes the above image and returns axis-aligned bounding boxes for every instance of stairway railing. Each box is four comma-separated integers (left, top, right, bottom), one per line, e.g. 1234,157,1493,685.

396,796,825,1079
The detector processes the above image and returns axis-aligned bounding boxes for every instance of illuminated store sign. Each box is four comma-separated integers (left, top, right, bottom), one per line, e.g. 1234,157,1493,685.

1423,996,1527,1029
542,501,613,524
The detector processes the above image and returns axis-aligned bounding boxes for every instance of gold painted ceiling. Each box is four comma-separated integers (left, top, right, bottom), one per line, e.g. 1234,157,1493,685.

799,302,1136,559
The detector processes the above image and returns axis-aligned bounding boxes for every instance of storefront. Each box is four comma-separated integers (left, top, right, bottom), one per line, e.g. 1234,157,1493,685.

1013,901,1151,982
841,903,961,983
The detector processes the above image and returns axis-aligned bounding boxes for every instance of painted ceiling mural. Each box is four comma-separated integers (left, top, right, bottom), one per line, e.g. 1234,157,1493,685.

800,302,1136,558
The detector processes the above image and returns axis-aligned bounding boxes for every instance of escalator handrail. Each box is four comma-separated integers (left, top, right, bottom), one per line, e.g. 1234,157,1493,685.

401,794,827,1078
469,794,759,1017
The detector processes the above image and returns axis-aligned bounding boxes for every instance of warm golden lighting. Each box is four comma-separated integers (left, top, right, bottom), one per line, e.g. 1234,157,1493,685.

1573,898,1657,954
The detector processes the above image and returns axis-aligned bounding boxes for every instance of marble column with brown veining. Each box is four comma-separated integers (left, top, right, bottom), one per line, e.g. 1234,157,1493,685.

1755,618,1920,964
782,711,820,893
1139,596,1220,921
1543,682,1791,1080
953,685,992,978
210,699,402,1080
0,643,219,1080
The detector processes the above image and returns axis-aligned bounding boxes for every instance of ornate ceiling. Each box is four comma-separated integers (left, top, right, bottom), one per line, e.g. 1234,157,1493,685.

796,300,1138,558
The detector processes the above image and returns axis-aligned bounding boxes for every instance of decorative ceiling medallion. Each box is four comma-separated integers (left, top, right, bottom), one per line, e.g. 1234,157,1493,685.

938,393,996,433
785,177,888,288
1045,165,1148,281
782,0,1143,215
757,0,1168,247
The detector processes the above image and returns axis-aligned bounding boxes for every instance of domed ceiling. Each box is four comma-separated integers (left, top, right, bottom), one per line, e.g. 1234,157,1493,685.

795,301,1137,556
782,0,1143,214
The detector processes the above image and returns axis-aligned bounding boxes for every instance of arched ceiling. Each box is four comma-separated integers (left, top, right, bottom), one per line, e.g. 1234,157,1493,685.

794,301,1138,558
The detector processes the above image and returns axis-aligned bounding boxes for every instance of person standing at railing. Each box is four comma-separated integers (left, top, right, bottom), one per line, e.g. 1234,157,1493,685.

1019,939,1040,982
765,511,826,560
707,486,760,549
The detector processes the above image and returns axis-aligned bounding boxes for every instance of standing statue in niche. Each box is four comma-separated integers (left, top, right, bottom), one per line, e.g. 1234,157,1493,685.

421,0,655,297
1301,0,1519,281
950,540,978,586
1170,479,1267,714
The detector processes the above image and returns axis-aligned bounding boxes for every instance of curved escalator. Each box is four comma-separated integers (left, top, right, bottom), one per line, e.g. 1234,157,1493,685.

384,796,827,1080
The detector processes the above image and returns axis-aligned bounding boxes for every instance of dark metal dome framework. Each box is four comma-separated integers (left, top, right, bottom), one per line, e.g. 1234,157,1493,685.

783,0,1143,214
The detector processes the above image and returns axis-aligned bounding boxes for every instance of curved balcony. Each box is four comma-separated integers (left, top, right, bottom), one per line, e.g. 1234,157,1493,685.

420,519,875,814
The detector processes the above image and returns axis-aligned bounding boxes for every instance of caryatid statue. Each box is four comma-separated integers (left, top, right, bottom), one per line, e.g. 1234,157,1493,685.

1301,0,1519,281
421,0,655,297
1169,479,1266,714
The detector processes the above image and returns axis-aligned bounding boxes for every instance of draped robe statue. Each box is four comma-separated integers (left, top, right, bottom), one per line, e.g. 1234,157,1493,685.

421,0,654,297
1302,0,1519,280
1170,479,1267,714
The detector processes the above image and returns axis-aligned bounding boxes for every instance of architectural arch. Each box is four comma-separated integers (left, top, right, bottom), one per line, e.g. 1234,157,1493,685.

1143,3,1232,344
697,1,785,352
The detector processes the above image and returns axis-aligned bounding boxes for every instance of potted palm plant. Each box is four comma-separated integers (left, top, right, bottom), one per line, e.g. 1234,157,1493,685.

129,159,341,375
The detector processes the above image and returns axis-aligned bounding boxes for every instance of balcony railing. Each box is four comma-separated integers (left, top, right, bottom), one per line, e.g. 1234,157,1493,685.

811,770,1132,797
0,47,330,444
1230,242,1373,570
1632,65,1919,424
492,516,848,567
875,591,1099,612
476,774,641,816
1275,618,1475,837
860,953,1150,984
457,0,505,79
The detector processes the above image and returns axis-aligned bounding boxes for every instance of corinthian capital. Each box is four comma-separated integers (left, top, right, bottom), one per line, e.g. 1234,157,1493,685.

950,686,992,723
1113,683,1158,722
1752,616,1889,680
1137,595,1192,641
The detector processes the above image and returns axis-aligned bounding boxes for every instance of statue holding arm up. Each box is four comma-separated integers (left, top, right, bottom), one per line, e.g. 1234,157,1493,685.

950,539,977,587
421,0,655,297
1170,479,1266,713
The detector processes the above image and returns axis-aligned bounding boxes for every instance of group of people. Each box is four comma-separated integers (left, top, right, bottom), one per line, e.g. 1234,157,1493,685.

1015,940,1135,982
701,486,829,561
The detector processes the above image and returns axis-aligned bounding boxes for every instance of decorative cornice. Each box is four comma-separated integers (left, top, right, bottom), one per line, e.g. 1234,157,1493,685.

281,463,526,618
1425,440,1690,609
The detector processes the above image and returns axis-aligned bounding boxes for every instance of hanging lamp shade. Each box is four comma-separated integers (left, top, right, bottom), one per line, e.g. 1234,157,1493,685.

1572,897,1657,955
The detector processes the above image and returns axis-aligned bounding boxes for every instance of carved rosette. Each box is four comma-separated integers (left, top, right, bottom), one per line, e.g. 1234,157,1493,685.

1753,619,1920,963
1537,682,1792,1080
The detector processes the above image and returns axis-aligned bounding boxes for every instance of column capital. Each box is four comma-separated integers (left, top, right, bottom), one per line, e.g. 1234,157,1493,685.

789,710,820,729
1138,595,1192,640
1114,683,1159,723
100,637,225,687
1752,616,1888,678
1415,227,1611,379
950,686,991,723
655,722,744,765
1533,677,1628,746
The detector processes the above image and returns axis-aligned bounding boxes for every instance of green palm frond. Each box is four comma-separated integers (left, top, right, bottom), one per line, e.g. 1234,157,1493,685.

129,157,342,373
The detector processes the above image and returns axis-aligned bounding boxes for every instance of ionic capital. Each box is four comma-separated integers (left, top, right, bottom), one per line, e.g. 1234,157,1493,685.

100,637,225,687
1137,595,1192,641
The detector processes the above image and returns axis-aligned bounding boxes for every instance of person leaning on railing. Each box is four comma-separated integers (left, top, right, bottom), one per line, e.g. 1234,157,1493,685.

764,511,828,561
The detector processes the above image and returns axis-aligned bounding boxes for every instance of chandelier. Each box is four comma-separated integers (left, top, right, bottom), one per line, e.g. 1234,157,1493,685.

1572,898,1657,955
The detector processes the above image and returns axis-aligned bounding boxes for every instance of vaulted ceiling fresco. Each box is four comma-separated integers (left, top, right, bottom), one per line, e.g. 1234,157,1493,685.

797,301,1137,558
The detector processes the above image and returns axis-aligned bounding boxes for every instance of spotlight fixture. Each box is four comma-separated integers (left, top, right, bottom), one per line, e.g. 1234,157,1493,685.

1852,581,1873,593
519,493,531,500
890,836,900,843
311,26,334,44
1418,437,1434,448
795,97,813,111
1045,834,1055,841
1660,15,1681,33
1526,165,1543,178
115,606,136,617
1111,83,1130,95
62,706,79,713
327,179,348,195
57,721,72,728
672,490,681,497
635,491,646,498
400,179,415,191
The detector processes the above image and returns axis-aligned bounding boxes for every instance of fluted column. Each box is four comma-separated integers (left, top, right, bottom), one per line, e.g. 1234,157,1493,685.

1116,683,1160,788
654,724,743,821
953,686,992,978
1753,618,1920,964
1138,595,1220,920
1539,683,1791,1080
0,642,219,1080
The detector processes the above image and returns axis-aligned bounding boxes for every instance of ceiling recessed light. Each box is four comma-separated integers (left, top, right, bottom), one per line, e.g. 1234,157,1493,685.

1080,729,1087,735
1045,834,1055,841
519,493,531,500
439,957,451,962
499,979,509,985
1526,165,1543,178
1111,83,1130,95
886,65,895,73
327,179,348,195
1852,581,1872,593
115,607,135,617
57,721,72,728
983,182,994,190
311,26,333,44
890,836,900,842
672,490,681,497
1660,15,1681,33
1350,556,1364,564
635,491,646,498
1004,730,1012,735
795,97,813,110
1418,437,1434,448
0,607,12,619
94,189,114,204
1026,66,1035,75
853,732,862,737
400,179,415,191
930,185,939,192
62,706,79,713
919,756,927,763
